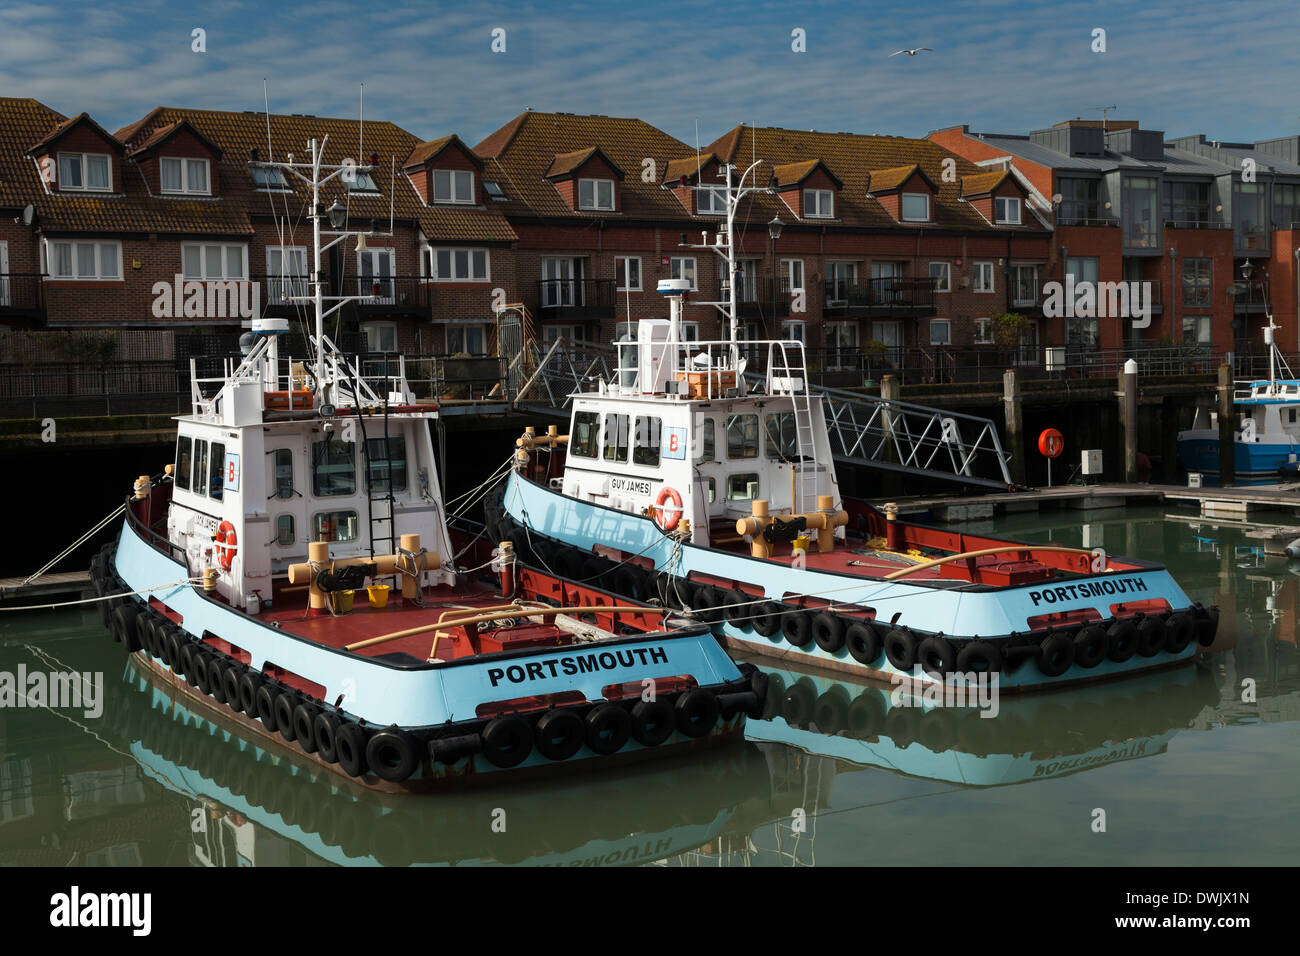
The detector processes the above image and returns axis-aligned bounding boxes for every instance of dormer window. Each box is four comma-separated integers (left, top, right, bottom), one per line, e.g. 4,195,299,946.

58,152,110,191
578,178,615,211
697,185,726,215
433,169,474,204
901,193,930,222
995,197,1021,224
484,180,507,200
161,157,209,195
251,165,288,190
346,170,379,193
804,188,833,218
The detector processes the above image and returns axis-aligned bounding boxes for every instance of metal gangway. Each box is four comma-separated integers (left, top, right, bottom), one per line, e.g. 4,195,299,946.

510,339,1014,490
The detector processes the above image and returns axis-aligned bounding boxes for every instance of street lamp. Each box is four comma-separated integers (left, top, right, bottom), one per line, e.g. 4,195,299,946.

327,201,347,230
768,216,784,338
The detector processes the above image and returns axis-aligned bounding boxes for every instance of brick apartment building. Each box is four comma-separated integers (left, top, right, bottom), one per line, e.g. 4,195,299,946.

931,119,1300,357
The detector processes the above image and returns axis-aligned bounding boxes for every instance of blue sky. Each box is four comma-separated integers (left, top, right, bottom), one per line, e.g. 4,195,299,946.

1,0,1297,147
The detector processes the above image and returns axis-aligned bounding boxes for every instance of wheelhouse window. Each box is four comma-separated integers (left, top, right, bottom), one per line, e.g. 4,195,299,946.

182,244,246,280
208,441,225,500
272,448,294,499
312,439,356,496
578,178,615,211
994,197,1021,224
275,514,295,547
175,436,193,491
433,169,474,204
615,256,641,291
726,414,759,459
313,510,358,543
603,414,630,462
57,152,110,192
161,157,210,195
901,193,930,222
571,411,600,458
366,436,407,493
633,416,661,467
700,418,715,460
50,241,120,280
765,413,797,461
804,189,834,218
727,474,759,501
192,439,209,497
428,247,489,282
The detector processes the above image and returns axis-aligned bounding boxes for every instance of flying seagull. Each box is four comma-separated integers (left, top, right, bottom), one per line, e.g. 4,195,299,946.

890,48,932,56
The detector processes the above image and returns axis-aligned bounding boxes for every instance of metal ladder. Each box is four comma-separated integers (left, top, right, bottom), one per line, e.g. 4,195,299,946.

353,358,398,561
768,341,819,514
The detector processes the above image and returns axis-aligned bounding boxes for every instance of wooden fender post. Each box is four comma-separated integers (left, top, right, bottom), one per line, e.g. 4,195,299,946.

304,541,331,610
288,540,442,609
815,495,849,553
399,533,423,600
736,500,772,559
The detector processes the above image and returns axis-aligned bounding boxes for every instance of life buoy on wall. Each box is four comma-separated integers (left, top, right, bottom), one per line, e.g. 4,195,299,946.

653,486,684,531
215,520,238,570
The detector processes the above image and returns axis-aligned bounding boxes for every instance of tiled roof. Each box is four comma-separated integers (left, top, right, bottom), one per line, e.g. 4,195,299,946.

664,153,716,182
128,119,223,159
27,111,124,155
961,170,1012,196
474,111,696,221
869,164,925,192
705,124,1047,232
771,159,824,187
403,134,479,170
0,97,66,209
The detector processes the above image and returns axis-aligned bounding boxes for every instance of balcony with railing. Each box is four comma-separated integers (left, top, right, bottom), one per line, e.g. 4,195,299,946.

732,277,794,320
534,278,617,321
251,274,436,320
0,273,46,322
823,277,936,317
1230,280,1271,312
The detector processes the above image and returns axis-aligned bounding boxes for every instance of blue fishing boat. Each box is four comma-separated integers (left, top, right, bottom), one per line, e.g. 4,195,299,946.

1177,319,1300,479
88,132,764,793
493,161,1219,693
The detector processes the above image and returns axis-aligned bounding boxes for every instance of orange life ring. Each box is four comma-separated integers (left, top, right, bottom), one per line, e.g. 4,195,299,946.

215,520,238,570
653,486,684,531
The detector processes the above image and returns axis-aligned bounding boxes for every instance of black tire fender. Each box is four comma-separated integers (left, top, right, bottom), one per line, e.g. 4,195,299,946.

812,612,846,653
365,726,418,781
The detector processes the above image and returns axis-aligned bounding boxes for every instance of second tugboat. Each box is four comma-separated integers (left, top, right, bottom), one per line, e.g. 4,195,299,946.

497,160,1219,691
88,131,763,793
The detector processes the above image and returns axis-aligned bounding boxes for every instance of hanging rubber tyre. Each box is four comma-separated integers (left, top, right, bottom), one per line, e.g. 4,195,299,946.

531,539,556,570
1002,633,1035,674
1107,619,1139,663
813,686,850,734
1136,614,1166,657
237,672,263,715
847,622,883,665
884,628,917,671
556,549,585,580
691,585,723,624
782,678,816,726
164,630,184,672
956,640,1003,675
255,685,279,729
181,645,203,686
336,722,370,778
274,693,299,742
222,667,244,712
97,584,114,628
1073,625,1108,669
585,703,632,756
193,653,216,694
132,613,151,654
110,604,137,646
1195,606,1219,646
630,699,674,747
1164,612,1194,654
208,659,230,704
366,726,418,782
612,565,647,601
535,708,586,760
482,715,534,767
580,556,608,584
673,689,720,738
781,610,812,647
753,601,782,637
293,702,321,753
1037,631,1075,677
917,635,956,677
722,590,751,629
314,713,341,764
847,690,886,738
812,612,845,653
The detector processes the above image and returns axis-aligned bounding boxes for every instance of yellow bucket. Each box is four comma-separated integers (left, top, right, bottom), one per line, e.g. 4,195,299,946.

331,589,355,613
367,584,391,608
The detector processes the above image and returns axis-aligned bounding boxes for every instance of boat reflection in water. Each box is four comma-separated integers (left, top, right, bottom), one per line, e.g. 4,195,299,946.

117,659,769,867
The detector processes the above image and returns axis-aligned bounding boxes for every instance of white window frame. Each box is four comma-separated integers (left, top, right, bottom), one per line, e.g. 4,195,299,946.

428,247,490,282
432,169,475,204
265,246,307,299
780,258,804,293
929,319,951,346
615,256,641,291
781,319,805,342
974,261,995,293
1182,314,1211,346
56,152,111,192
974,317,993,345
578,178,615,211
670,256,697,291
804,188,834,219
160,156,210,195
697,185,726,215
48,240,122,281
364,322,398,353
680,321,700,342
250,165,289,191
181,243,248,281
901,193,931,222
995,196,1022,224
447,324,490,355
928,261,950,292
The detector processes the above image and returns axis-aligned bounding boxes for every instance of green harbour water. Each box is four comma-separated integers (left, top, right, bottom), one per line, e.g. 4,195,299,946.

1,505,1295,867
